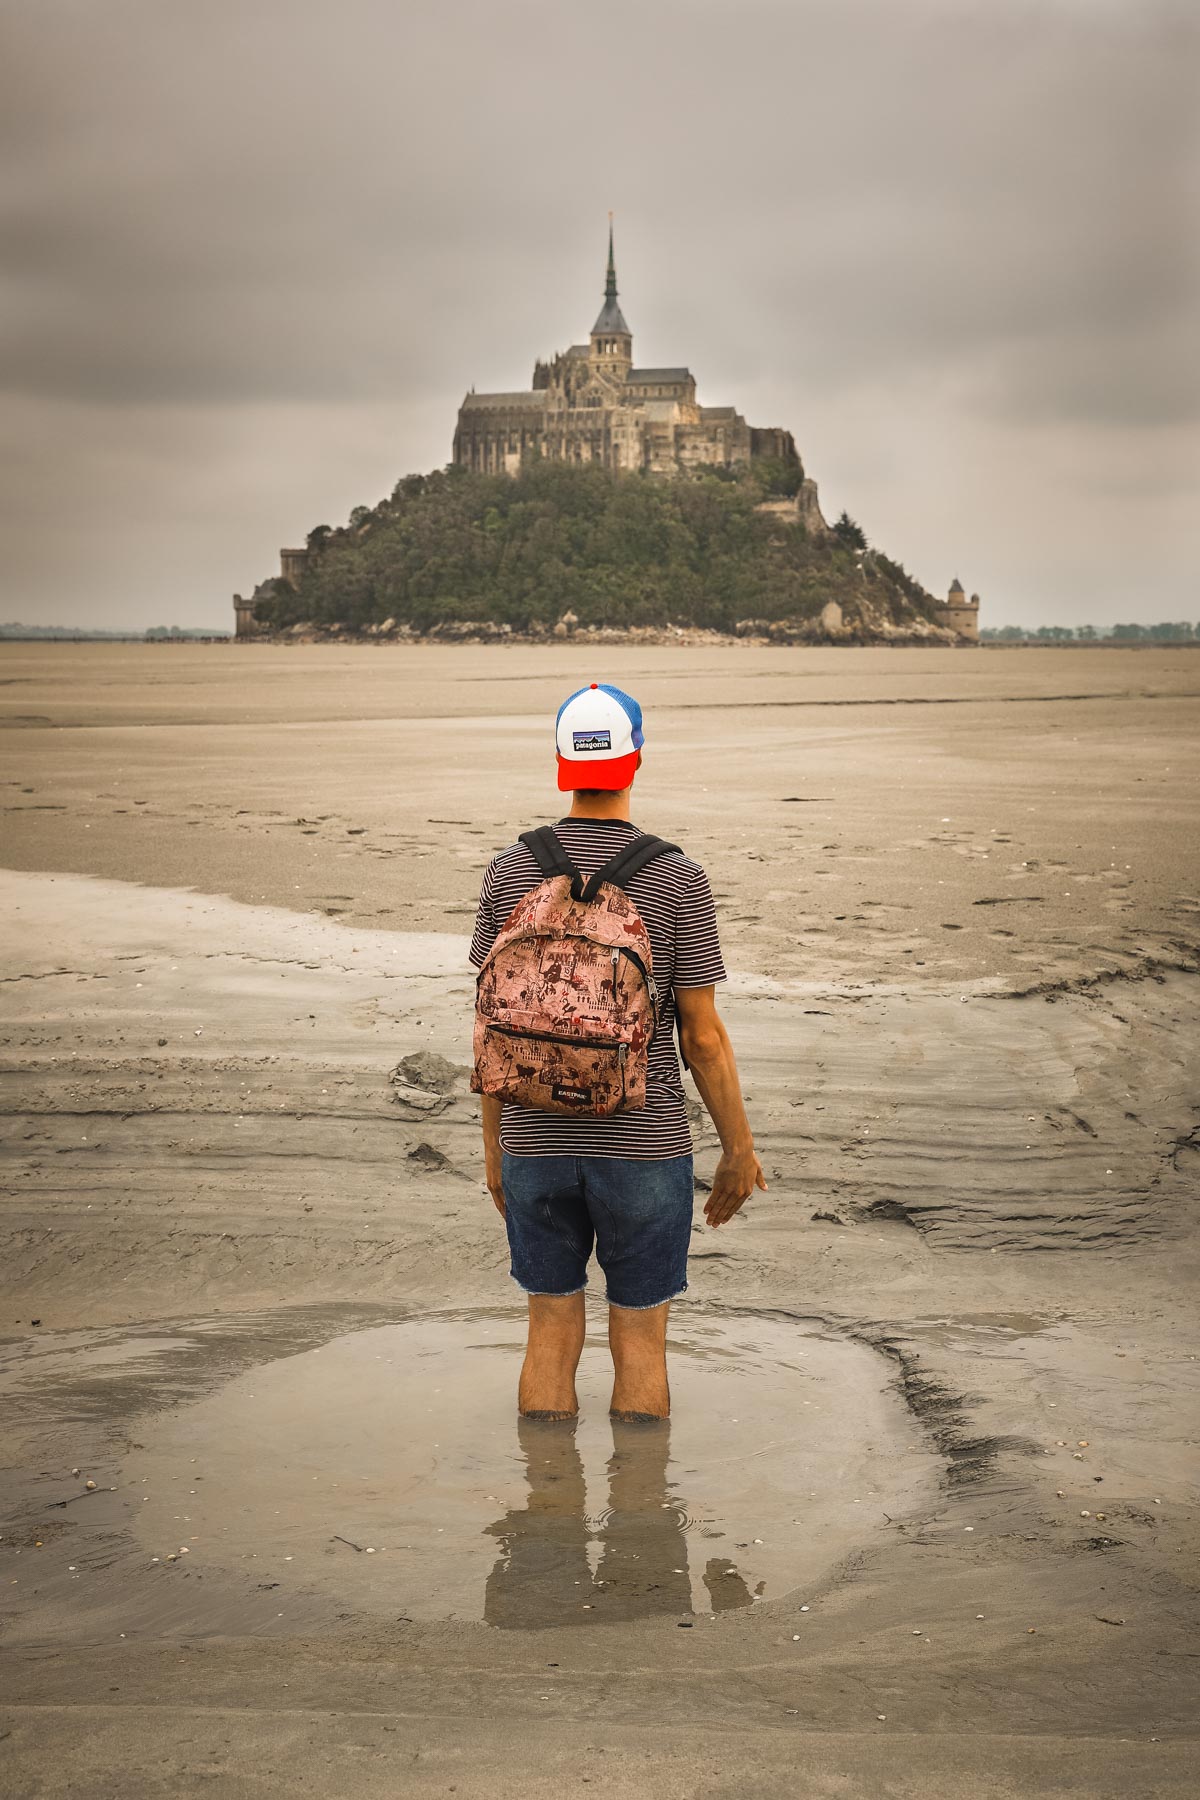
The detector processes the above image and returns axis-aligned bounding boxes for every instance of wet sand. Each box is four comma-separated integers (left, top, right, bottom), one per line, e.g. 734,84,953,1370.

3,641,1199,991
1,644,1198,1797
2,1307,940,1640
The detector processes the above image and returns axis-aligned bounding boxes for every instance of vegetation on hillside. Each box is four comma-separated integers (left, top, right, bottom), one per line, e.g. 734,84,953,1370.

253,461,940,635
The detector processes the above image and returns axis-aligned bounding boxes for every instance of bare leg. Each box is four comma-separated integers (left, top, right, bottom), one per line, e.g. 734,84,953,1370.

519,1292,586,1418
609,1301,671,1420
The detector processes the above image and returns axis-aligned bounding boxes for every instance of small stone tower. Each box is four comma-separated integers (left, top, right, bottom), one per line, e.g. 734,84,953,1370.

933,577,981,642
232,545,311,638
280,546,311,587
589,216,633,376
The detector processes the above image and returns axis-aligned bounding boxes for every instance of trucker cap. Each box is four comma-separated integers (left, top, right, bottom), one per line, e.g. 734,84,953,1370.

555,682,645,792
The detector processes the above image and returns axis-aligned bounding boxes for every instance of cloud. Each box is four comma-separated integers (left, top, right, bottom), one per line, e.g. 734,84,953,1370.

1,0,1196,627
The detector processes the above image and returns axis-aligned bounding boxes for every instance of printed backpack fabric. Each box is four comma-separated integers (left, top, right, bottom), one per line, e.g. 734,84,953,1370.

472,873,659,1116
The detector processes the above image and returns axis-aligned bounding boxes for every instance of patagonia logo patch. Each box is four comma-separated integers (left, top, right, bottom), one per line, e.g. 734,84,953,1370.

572,730,611,752
551,1083,592,1105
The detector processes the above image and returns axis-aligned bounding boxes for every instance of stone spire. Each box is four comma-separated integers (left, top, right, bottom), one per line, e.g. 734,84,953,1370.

591,213,631,338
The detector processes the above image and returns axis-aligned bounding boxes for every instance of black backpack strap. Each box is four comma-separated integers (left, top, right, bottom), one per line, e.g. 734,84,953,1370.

580,834,681,904
518,827,587,901
676,1010,690,1074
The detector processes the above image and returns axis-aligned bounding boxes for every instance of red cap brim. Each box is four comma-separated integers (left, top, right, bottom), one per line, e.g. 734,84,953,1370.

556,750,639,792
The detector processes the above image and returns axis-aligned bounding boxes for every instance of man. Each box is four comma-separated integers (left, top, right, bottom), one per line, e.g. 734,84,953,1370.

469,681,765,1422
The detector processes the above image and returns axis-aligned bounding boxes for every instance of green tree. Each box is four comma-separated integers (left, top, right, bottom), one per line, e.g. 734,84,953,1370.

749,455,804,498
832,510,867,551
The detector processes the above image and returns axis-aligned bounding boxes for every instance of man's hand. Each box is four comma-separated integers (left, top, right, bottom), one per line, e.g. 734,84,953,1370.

704,1144,767,1228
482,1094,505,1219
675,988,767,1229
484,1154,506,1219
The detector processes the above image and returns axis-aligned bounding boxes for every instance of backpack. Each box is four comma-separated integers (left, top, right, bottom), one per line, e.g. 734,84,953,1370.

472,826,681,1116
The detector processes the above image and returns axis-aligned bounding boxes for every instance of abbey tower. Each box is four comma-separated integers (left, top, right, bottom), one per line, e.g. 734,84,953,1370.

452,222,797,478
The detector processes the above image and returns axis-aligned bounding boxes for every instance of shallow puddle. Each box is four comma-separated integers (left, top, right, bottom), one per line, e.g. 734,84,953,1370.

119,1308,938,1629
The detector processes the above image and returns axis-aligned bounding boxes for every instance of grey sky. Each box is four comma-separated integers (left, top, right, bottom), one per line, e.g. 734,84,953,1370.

3,0,1197,630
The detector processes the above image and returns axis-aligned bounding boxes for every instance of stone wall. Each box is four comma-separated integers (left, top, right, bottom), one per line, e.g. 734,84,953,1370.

754,478,829,534
797,478,827,533
749,426,799,463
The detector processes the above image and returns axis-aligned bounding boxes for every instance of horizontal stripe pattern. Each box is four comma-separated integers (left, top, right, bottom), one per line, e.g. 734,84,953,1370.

470,818,726,1159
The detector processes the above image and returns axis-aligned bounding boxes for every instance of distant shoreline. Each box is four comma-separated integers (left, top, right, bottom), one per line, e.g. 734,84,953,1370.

0,631,232,644
4,630,1197,649
232,632,1200,650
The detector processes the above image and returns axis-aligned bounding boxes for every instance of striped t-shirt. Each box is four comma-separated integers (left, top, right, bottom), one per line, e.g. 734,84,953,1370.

469,817,726,1159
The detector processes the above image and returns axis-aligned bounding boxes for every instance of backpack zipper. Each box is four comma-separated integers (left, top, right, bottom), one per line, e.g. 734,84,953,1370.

487,1022,627,1052
612,942,654,1000
606,942,657,1024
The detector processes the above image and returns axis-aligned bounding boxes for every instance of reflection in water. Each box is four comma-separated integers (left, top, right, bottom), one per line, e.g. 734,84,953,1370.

703,1556,756,1613
483,1416,752,1628
483,1417,591,1629
593,1419,693,1623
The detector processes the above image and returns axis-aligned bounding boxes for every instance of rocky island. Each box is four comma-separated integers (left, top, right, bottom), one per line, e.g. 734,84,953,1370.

236,227,980,647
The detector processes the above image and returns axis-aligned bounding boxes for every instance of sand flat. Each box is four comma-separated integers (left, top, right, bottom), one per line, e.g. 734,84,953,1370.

2,642,1198,991
1,643,1198,1797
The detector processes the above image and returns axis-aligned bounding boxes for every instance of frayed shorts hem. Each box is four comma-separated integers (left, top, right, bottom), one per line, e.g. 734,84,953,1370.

510,1273,588,1300
605,1283,688,1312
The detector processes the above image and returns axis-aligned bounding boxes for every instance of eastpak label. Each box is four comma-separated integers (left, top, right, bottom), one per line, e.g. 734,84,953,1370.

572,730,611,752
551,1083,592,1105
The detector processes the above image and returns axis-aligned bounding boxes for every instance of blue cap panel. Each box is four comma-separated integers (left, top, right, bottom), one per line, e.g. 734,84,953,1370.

598,683,644,750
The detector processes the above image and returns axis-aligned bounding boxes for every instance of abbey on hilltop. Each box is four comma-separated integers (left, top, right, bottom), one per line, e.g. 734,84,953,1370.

232,223,981,642
452,221,806,485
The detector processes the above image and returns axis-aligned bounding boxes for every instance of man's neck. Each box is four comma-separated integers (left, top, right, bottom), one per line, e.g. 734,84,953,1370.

567,791,633,823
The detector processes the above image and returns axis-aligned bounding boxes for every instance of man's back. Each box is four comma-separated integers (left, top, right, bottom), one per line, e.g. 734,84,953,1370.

473,680,763,1422
470,817,725,1159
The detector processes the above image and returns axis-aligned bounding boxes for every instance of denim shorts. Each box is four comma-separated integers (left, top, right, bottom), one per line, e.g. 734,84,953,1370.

500,1152,694,1311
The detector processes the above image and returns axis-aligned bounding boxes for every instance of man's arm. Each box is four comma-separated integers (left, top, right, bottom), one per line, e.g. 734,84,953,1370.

470,857,507,1219
675,985,766,1228
482,1093,505,1218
